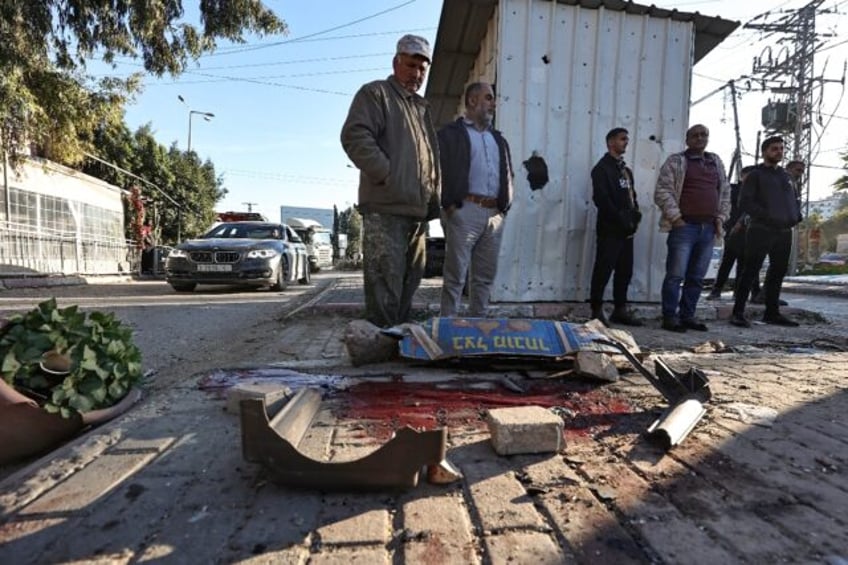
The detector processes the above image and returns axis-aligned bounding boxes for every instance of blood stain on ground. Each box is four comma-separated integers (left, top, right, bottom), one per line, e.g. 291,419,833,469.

335,379,638,441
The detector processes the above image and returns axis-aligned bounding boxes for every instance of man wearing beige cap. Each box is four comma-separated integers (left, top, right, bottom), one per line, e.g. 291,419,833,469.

341,34,441,327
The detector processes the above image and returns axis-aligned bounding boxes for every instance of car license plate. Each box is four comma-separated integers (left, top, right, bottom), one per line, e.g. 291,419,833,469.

197,264,232,272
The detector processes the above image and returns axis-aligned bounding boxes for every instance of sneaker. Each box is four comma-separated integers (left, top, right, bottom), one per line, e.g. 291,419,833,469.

661,318,687,333
763,313,799,327
729,313,751,328
681,318,708,331
610,309,643,327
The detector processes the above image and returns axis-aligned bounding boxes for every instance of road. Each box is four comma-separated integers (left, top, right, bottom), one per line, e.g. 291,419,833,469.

0,275,334,392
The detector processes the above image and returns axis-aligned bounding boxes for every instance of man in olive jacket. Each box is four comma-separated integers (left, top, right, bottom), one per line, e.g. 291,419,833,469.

340,34,441,327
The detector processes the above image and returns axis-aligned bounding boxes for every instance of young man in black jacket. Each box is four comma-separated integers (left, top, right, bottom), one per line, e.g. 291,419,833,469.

588,127,642,327
730,136,802,327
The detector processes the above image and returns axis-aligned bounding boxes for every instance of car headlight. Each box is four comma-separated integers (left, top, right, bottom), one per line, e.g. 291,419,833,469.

169,249,187,258
246,249,278,259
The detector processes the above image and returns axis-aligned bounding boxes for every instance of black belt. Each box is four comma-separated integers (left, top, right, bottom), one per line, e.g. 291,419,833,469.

464,194,498,209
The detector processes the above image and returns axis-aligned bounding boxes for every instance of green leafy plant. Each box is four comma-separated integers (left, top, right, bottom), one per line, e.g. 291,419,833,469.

0,298,142,418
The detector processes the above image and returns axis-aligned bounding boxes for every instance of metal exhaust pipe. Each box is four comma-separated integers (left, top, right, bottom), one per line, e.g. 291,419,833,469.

646,397,707,449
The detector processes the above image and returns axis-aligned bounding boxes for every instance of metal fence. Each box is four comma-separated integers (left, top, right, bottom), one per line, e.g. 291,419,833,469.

0,221,132,276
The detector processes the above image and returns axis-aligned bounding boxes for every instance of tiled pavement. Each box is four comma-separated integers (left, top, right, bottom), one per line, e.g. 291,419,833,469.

0,273,846,563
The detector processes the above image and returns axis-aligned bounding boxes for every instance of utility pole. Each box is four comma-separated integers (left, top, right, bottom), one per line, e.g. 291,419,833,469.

242,202,258,212
745,0,844,270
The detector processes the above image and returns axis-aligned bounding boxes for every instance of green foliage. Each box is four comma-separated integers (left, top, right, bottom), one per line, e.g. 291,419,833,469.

798,264,848,276
835,148,848,193
338,206,363,259
1,1,287,165
80,122,226,245
0,299,142,419
814,207,848,253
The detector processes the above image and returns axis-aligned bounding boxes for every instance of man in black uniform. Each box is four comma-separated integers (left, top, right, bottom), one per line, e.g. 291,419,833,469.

730,136,803,327
588,127,642,327
706,165,760,300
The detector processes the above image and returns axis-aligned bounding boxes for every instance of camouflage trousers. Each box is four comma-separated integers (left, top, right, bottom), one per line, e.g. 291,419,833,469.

361,213,427,328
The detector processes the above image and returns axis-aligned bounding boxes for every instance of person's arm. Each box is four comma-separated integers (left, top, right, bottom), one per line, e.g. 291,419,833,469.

437,125,456,212
340,84,391,184
591,163,619,219
738,170,769,222
654,156,684,227
715,155,732,223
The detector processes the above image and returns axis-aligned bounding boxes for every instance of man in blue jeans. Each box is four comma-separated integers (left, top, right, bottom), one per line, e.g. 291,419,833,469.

654,124,731,332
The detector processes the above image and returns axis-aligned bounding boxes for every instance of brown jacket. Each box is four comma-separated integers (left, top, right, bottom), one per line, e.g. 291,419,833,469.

341,75,441,219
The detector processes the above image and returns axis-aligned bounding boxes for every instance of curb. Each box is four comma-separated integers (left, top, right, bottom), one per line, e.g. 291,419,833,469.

305,301,798,321
0,276,87,290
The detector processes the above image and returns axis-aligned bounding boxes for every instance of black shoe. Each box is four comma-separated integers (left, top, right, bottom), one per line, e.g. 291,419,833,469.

705,292,721,301
763,313,799,327
591,307,610,328
610,308,643,327
778,298,788,306
729,313,751,328
661,318,687,333
681,318,708,331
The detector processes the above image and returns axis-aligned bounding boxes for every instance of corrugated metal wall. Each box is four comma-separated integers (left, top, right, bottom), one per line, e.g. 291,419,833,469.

480,0,695,303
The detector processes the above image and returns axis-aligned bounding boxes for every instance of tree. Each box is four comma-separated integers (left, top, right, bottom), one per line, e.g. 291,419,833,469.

338,206,362,260
1,1,286,166
332,204,340,260
836,149,848,193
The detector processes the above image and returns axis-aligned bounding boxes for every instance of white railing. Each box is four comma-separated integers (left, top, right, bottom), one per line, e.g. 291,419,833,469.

0,222,132,276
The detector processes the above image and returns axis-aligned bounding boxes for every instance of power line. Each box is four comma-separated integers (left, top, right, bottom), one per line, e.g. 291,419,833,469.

205,0,419,57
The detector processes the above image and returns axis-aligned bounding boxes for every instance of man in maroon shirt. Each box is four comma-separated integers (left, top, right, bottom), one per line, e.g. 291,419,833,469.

654,124,731,332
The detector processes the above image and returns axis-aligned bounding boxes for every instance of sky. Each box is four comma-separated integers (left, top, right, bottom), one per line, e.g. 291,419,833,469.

111,0,848,224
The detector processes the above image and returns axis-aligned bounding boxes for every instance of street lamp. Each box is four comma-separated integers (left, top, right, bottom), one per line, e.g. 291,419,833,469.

177,95,215,152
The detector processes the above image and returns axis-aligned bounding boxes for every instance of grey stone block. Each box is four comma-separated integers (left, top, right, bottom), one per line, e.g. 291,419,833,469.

225,382,291,415
486,406,563,455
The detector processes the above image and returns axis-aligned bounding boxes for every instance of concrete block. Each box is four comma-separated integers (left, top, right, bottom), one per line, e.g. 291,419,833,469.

486,406,563,455
225,382,291,415
575,351,620,382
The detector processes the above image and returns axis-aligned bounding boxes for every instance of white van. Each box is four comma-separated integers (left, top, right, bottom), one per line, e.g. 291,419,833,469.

286,218,334,272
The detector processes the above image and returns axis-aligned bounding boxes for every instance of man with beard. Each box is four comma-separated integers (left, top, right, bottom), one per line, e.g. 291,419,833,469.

730,136,803,327
341,35,441,327
437,82,514,317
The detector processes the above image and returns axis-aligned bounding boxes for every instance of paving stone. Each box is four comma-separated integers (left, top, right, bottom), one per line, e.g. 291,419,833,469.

484,531,571,565
225,382,292,415
222,483,323,563
487,406,563,455
402,486,478,564
43,473,198,563
537,485,645,563
230,548,310,565
316,502,391,546
457,443,547,532
0,428,123,515
307,546,390,564
577,455,740,564
18,450,159,516
0,450,160,563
